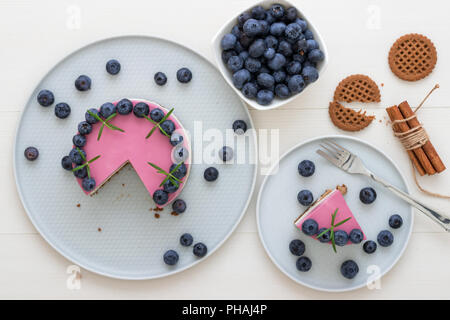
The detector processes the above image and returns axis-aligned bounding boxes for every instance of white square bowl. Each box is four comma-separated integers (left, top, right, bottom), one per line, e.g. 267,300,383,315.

212,0,328,111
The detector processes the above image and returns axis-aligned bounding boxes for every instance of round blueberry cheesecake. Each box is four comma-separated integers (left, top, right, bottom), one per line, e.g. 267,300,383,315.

65,99,191,208
220,3,325,106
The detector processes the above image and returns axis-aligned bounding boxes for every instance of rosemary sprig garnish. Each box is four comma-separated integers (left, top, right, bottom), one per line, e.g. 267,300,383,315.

72,148,101,179
316,208,352,253
148,161,184,187
87,110,125,141
144,108,174,139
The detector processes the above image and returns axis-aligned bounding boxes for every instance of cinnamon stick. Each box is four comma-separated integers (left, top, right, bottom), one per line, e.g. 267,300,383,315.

398,101,446,173
386,105,430,176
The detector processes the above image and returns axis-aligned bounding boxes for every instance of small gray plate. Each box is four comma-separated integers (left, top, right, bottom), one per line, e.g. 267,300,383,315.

257,135,413,292
14,36,257,280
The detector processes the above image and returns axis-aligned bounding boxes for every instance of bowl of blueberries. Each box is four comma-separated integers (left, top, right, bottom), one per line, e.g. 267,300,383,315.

212,0,328,110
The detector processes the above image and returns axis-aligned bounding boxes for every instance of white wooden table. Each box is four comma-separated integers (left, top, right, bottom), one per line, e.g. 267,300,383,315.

1,0,449,299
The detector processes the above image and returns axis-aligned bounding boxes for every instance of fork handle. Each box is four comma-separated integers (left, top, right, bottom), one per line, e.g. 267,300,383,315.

369,173,450,232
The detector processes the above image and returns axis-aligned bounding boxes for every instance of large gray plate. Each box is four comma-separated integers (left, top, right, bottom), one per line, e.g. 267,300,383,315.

257,135,413,292
14,36,257,280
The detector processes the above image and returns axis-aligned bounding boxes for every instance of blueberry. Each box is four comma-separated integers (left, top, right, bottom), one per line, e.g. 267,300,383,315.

360,187,377,204
61,155,72,170
232,69,251,89
285,7,298,22
298,160,315,177
292,54,306,64
341,260,359,279
259,66,270,75
288,75,305,93
154,72,167,86
160,120,175,135
106,59,121,75
176,67,192,83
289,239,305,256
377,230,394,247
267,53,286,71
257,73,275,88
163,250,179,265
256,89,274,105
239,51,249,61
149,108,164,122
116,98,133,115
308,49,324,63
295,18,308,32
193,243,208,257
232,41,244,54
54,103,71,119
317,228,331,243
363,240,377,254
74,75,91,91
204,167,219,182
249,39,266,58
24,146,39,161
264,35,278,49
99,102,116,118
277,40,293,57
302,219,318,236
170,162,187,179
243,19,261,37
306,39,319,52
244,57,261,73
237,11,251,28
221,33,237,51
227,55,244,72
270,22,286,37
302,66,319,84
304,29,314,40
275,84,290,99
37,90,54,107
269,3,285,19
72,134,86,148
73,166,88,179
265,10,276,24
334,230,349,246
294,39,309,55
296,256,312,272
389,214,403,229
233,120,248,134
251,5,266,19
172,145,189,163
219,146,233,162
303,61,317,68
273,70,286,83
78,121,92,136
82,177,96,192
85,108,99,124
231,25,241,38
297,190,314,206
259,20,270,36
285,23,302,41
153,189,169,205
163,179,179,193
239,34,253,49
242,82,258,99
286,61,302,75
170,132,184,146
172,199,187,214
349,229,364,244
69,148,85,165
180,233,193,246
222,49,237,64
263,47,276,60
133,102,150,118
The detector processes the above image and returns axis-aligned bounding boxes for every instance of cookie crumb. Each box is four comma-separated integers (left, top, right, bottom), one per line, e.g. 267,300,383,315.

171,211,179,216
76,203,81,208
122,183,125,187
97,227,102,232
154,213,160,219
336,184,348,195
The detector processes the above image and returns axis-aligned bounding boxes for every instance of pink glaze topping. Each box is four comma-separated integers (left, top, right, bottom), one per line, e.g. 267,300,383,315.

294,189,366,244
75,99,190,207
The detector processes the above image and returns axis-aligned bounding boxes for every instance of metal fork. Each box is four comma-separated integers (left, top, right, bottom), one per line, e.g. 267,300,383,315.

317,139,450,232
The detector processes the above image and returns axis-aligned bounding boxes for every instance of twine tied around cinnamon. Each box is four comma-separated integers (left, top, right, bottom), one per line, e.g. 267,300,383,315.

390,84,450,199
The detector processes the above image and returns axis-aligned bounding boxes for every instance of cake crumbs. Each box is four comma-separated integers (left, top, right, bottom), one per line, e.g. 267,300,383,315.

154,213,160,219
122,183,125,187
171,211,179,216
76,203,81,208
381,83,384,87
97,227,102,232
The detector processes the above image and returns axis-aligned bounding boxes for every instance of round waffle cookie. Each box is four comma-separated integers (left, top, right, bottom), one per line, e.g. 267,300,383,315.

388,33,437,81
333,74,381,103
329,101,375,132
